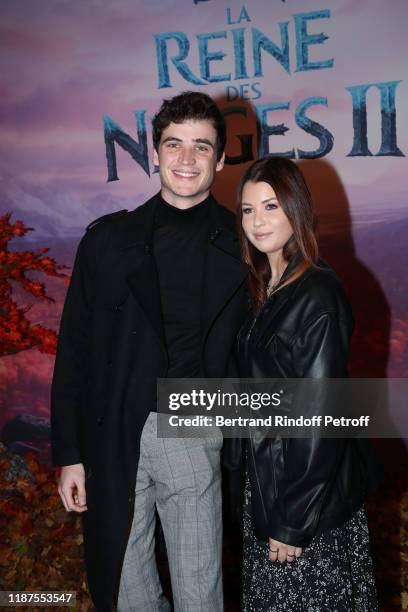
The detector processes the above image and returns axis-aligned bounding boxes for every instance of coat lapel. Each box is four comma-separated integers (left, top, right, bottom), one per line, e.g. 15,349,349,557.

256,250,306,328
201,198,248,338
121,194,166,347
126,251,165,347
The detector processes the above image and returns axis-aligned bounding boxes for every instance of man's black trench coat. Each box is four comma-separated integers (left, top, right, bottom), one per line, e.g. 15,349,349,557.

51,193,248,610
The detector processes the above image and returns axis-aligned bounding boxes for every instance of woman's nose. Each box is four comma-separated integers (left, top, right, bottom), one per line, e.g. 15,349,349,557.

253,210,265,227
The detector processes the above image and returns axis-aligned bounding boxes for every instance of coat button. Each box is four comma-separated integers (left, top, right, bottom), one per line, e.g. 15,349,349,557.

106,360,113,367
113,304,122,312
128,495,134,503
96,416,104,426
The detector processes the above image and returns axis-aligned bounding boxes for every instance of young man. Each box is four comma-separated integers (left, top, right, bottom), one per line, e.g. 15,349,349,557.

51,91,248,611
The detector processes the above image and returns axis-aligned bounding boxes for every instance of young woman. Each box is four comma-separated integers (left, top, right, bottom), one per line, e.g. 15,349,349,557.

236,157,378,611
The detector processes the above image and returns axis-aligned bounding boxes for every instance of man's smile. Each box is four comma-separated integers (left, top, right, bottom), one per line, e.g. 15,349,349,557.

172,169,200,179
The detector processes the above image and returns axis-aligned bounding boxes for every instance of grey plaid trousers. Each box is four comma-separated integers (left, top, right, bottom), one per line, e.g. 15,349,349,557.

117,412,224,612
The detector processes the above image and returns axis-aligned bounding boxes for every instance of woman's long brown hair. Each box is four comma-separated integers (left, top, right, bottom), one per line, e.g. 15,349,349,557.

237,157,319,314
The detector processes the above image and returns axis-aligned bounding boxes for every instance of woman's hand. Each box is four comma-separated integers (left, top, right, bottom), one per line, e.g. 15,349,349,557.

268,538,302,562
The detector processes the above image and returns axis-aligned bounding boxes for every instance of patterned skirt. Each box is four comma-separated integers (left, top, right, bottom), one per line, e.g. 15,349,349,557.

242,474,379,612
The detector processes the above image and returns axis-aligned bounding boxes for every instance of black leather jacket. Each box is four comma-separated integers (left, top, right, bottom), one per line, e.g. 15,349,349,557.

236,252,372,548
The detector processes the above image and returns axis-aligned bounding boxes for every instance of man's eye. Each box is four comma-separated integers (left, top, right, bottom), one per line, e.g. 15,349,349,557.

167,143,179,148
196,145,209,152
242,207,252,215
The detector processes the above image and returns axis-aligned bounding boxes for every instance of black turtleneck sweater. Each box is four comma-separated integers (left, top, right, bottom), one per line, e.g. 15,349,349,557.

153,194,211,378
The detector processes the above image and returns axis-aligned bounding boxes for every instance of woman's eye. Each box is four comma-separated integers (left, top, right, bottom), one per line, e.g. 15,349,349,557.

242,207,252,215
265,203,278,210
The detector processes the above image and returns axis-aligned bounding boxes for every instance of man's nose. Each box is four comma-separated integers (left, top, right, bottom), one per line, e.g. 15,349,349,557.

178,146,196,164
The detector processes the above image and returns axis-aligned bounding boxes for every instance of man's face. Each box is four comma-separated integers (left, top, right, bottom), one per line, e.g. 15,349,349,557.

153,119,225,209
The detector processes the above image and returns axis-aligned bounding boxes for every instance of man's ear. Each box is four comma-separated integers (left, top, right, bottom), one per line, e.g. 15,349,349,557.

215,152,225,173
153,148,159,167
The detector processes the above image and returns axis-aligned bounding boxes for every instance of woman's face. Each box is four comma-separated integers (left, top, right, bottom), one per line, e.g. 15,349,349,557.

241,181,293,256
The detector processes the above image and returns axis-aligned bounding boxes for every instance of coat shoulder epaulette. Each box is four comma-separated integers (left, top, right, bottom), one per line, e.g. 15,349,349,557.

86,209,128,232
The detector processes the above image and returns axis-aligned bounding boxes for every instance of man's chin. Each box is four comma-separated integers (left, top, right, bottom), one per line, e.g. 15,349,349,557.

165,186,208,200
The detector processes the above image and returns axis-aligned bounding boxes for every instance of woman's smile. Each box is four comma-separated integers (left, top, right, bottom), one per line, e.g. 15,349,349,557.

253,231,273,240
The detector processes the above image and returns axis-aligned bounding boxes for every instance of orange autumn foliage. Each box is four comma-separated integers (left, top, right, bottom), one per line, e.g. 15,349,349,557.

0,445,93,611
0,213,69,356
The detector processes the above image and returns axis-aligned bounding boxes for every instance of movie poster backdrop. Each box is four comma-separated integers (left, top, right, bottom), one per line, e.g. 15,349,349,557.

0,0,407,449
